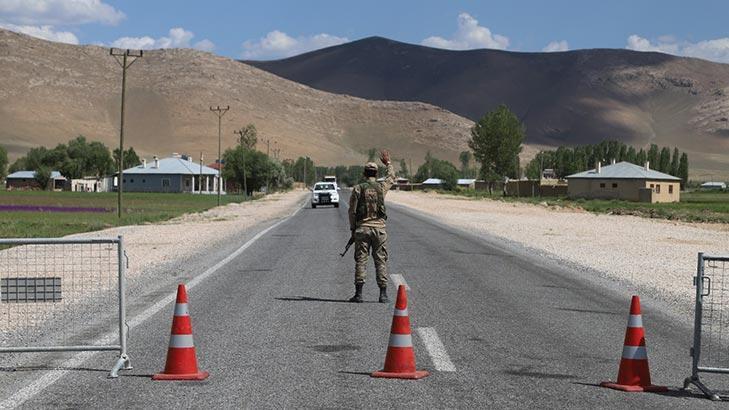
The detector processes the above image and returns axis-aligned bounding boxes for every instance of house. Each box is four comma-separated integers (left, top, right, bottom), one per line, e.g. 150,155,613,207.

5,171,66,190
701,181,726,190
119,154,221,193
457,178,476,189
421,178,444,189
70,176,113,192
566,161,680,203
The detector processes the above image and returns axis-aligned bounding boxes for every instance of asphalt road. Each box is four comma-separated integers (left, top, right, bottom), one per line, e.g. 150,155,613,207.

0,191,724,408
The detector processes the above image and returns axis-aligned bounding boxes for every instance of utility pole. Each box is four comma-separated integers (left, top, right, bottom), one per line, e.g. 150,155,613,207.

209,105,229,206
199,152,203,194
303,157,307,188
110,48,143,218
262,138,271,193
232,130,248,199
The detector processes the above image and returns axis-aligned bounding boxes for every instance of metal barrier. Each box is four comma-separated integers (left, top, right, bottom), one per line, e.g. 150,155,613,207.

685,253,729,400
0,236,130,378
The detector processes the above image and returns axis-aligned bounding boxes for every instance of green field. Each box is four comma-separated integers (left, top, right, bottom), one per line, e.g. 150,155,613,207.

443,189,729,223
0,191,249,238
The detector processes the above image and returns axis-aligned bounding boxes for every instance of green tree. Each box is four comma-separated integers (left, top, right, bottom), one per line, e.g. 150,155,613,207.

647,144,659,168
222,146,286,193
670,147,680,176
658,146,671,173
459,151,472,178
468,105,524,188
398,158,409,178
625,146,637,164
33,166,52,190
678,152,689,188
636,148,647,166
414,154,459,190
367,148,377,162
235,123,258,149
291,156,315,185
0,145,7,180
113,147,140,170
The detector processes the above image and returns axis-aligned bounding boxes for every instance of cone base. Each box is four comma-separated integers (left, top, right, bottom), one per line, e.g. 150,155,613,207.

600,381,667,392
371,370,430,380
152,371,209,381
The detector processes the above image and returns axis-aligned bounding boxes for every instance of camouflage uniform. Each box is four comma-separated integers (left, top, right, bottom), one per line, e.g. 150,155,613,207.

349,162,396,288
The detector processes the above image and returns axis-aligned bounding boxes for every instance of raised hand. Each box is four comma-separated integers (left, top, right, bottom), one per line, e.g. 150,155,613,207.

379,149,391,165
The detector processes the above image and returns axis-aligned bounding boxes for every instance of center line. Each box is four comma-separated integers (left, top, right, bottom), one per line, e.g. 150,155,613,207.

416,327,456,372
390,274,410,291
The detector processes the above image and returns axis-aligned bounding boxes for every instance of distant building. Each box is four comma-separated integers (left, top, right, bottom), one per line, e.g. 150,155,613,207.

6,170,66,190
422,178,444,189
70,177,113,192
566,161,680,203
119,155,220,193
457,178,476,189
701,181,726,190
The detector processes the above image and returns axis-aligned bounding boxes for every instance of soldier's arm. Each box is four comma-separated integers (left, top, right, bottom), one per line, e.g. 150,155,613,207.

381,162,396,195
348,186,359,230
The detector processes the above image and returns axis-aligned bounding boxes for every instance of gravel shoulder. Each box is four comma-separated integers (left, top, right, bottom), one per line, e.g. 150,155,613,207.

388,191,729,317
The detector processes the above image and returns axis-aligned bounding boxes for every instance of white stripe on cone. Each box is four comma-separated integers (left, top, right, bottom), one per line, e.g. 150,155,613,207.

621,345,647,360
394,308,408,317
169,334,195,348
388,333,413,348
174,303,189,317
627,314,642,328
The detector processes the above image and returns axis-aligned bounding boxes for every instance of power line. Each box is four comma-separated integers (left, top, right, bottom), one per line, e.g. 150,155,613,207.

210,105,230,206
110,48,143,219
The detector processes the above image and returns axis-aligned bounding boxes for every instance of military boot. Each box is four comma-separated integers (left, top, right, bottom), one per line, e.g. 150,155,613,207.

349,283,363,303
378,287,389,303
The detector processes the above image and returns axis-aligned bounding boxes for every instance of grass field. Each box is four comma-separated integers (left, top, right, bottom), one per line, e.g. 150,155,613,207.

443,189,729,223
0,190,249,238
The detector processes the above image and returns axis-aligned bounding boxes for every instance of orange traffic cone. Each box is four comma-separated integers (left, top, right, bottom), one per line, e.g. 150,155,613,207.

600,295,666,392
152,284,209,381
371,285,429,380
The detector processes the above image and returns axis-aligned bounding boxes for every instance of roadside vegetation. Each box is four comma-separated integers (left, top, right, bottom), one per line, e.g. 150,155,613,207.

0,191,249,238
438,189,729,224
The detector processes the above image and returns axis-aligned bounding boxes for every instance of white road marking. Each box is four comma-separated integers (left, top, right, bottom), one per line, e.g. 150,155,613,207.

416,327,456,372
0,204,304,410
390,274,410,291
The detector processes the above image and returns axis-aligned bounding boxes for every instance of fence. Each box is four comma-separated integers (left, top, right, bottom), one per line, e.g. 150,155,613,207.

685,253,729,400
0,236,130,378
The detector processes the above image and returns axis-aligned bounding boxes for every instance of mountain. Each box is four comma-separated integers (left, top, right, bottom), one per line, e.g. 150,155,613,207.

0,30,473,168
247,37,729,177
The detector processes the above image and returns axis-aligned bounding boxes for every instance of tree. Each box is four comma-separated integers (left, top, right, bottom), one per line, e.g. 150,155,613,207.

33,166,52,190
658,147,671,173
459,151,472,178
625,146,637,164
222,146,286,194
398,158,408,178
670,147,680,176
235,123,258,149
414,154,459,190
647,144,659,168
636,148,647,166
678,152,689,188
0,145,7,181
367,148,377,163
113,147,140,170
468,104,524,188
291,156,315,185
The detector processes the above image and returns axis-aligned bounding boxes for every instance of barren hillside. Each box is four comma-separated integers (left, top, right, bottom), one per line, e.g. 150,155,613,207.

0,29,473,167
249,37,729,177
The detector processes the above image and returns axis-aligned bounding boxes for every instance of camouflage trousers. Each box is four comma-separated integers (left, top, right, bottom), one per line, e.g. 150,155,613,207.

353,226,389,288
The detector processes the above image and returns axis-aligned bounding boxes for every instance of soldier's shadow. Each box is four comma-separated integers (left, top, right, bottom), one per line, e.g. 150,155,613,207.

276,296,378,304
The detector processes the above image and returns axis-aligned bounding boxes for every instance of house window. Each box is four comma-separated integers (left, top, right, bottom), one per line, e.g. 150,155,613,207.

669,185,674,194
612,183,618,188
142,179,146,183
161,178,170,188
130,179,134,183
656,184,661,194
650,184,654,188
122,179,126,183
599,183,606,188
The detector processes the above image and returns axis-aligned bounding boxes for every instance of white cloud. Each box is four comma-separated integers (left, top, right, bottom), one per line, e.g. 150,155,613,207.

0,0,124,26
111,27,215,51
0,22,77,44
421,12,509,50
626,34,729,63
542,40,569,52
241,30,348,59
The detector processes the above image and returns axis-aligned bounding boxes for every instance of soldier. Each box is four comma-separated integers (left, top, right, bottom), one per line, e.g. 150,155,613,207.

348,149,396,303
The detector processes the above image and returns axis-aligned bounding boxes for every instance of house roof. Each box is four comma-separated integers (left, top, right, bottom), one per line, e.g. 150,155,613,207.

7,170,65,180
566,161,680,181
422,178,444,184
123,157,219,176
457,179,476,184
701,181,726,187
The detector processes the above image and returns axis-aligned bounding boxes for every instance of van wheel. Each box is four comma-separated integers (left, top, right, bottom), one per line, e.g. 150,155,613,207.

311,204,316,209
334,203,339,208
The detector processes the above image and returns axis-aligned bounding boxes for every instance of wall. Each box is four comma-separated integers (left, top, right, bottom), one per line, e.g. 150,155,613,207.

122,174,183,193
568,178,680,202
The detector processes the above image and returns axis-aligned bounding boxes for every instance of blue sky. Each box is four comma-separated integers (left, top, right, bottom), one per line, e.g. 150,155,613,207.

1,0,729,62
